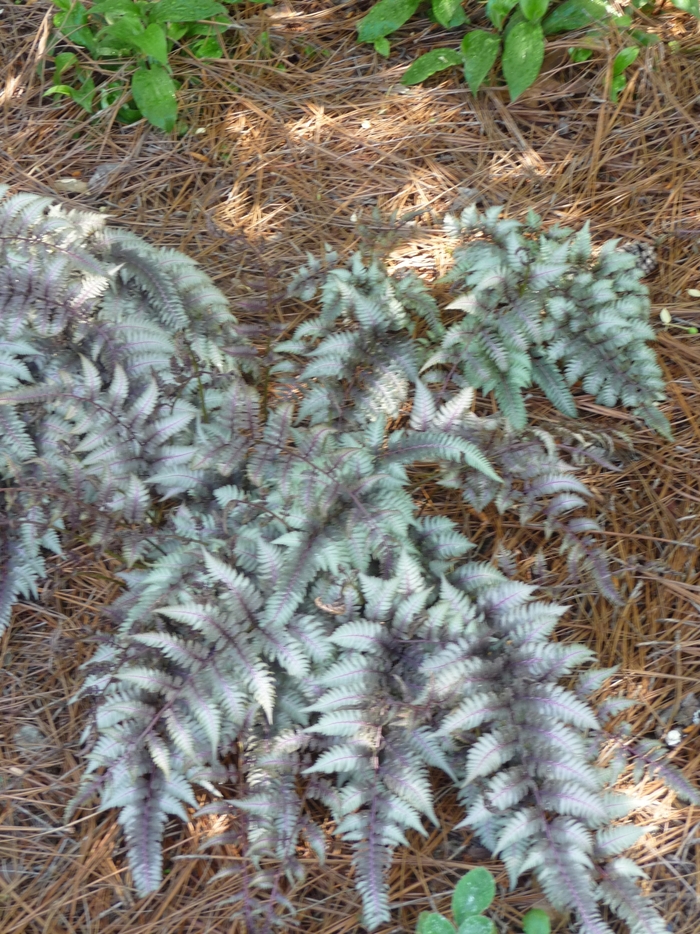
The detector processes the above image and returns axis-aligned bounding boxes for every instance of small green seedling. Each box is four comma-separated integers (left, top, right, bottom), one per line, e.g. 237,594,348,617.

416,867,496,934
610,45,639,102
415,868,552,934
660,305,699,334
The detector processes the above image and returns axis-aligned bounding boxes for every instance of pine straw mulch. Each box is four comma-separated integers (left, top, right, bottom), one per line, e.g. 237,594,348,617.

2,1,700,932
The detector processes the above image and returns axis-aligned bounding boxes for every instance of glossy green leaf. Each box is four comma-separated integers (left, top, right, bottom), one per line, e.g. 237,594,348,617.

669,0,700,16
452,868,496,925
502,21,544,101
485,0,519,29
542,0,608,35
613,46,639,76
461,30,500,93
53,52,78,80
569,46,593,61
456,918,496,934
522,909,551,934
401,47,463,85
442,5,470,26
503,7,526,35
416,912,456,934
357,0,421,42
374,37,391,56
432,0,463,27
133,23,169,63
150,0,228,23
519,0,549,20
131,64,177,131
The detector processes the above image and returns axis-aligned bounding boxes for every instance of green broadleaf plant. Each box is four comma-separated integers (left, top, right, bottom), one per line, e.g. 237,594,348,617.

416,868,496,934
358,0,688,102
45,0,232,130
416,868,553,934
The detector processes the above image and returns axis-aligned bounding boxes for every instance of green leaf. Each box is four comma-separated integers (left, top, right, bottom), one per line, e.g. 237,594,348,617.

90,0,141,15
357,0,421,42
613,46,639,76
610,72,626,102
99,79,128,109
71,75,96,113
452,868,496,925
43,84,76,97
485,0,519,29
133,22,169,64
519,0,549,20
669,0,700,15
416,912,456,934
461,30,501,93
374,37,391,56
189,34,222,58
97,12,144,51
53,3,97,54
401,47,463,85
131,64,177,131
522,909,552,934
150,0,228,23
432,0,463,27
441,5,470,26
569,46,593,62
542,0,608,35
502,21,544,100
630,28,660,46
53,52,78,80
456,918,496,934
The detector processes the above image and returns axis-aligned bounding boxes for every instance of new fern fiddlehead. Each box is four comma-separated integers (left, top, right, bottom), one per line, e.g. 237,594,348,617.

0,189,689,934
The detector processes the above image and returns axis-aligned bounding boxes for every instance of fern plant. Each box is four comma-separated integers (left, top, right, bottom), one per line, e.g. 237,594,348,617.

0,188,689,934
429,205,670,439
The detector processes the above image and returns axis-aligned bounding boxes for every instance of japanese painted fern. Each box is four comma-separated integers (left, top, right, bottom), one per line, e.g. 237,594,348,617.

0,190,687,934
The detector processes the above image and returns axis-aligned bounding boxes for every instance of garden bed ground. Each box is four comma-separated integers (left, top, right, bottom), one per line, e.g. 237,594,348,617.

2,2,700,932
